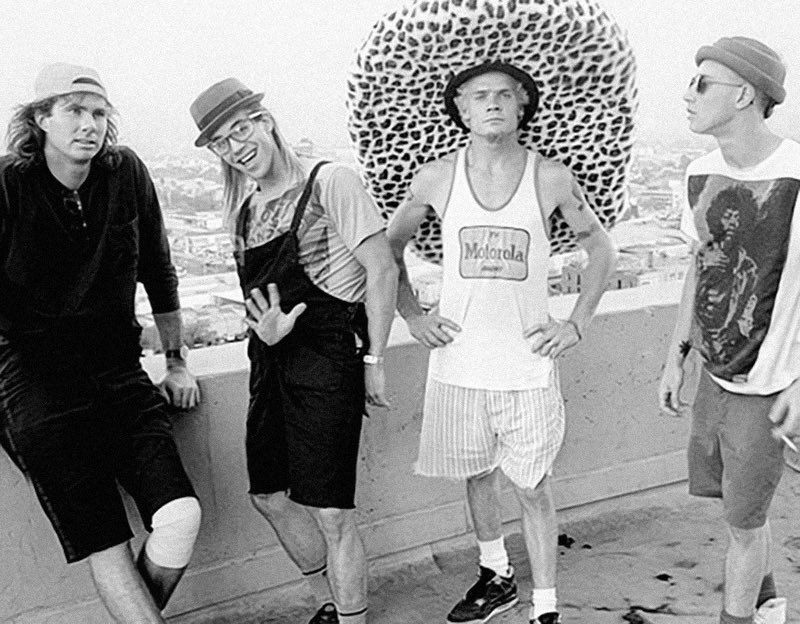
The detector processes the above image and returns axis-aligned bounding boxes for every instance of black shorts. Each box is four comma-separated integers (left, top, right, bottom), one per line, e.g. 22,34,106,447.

0,342,196,563
246,326,366,509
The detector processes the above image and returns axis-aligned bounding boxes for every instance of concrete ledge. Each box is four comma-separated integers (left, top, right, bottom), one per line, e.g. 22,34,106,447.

554,450,687,510
2,285,691,623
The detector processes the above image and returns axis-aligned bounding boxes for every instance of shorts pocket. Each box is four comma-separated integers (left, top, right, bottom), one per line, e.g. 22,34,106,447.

282,334,360,392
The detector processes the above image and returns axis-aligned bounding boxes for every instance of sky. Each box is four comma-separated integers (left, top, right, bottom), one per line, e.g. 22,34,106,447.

1,0,798,157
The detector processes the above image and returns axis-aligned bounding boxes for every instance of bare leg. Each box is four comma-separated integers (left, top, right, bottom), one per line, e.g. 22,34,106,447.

450,469,517,623
136,547,187,610
512,474,558,588
88,542,165,623
250,492,328,571
466,469,502,541
724,521,770,617
313,507,368,622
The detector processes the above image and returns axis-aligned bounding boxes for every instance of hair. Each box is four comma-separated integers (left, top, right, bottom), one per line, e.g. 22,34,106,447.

754,90,777,119
5,92,120,170
454,74,530,127
217,106,306,232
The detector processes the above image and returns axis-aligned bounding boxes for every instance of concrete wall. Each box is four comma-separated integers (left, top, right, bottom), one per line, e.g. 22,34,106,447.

0,284,693,623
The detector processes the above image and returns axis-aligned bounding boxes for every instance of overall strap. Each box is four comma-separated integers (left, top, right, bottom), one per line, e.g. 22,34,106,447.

290,161,329,233
235,194,253,243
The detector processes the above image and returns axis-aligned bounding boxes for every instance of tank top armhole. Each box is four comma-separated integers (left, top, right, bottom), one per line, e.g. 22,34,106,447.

435,150,461,219
531,152,552,240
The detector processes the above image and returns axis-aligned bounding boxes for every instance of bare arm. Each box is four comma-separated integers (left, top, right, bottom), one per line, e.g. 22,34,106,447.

353,232,398,360
386,172,461,348
559,175,617,335
659,251,697,415
153,310,200,409
666,251,697,358
527,165,615,357
386,188,431,321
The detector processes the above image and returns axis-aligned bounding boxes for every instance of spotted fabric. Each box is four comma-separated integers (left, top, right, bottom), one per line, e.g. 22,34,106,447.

347,0,638,262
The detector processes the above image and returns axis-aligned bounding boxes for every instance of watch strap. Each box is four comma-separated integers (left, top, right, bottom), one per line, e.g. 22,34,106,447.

165,347,187,360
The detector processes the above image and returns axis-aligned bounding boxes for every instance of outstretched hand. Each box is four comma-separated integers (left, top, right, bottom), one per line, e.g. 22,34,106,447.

245,284,307,346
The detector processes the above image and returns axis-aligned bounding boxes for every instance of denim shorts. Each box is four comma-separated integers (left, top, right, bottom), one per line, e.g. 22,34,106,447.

0,341,196,563
688,368,784,529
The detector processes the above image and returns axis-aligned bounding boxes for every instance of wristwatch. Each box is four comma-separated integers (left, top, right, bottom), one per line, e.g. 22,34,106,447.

165,345,189,361
363,354,384,365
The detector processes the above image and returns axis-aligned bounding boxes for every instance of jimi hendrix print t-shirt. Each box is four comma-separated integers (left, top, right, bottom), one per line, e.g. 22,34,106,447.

681,139,800,395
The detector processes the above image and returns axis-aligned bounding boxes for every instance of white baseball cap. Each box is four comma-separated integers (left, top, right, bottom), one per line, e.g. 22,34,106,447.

34,63,108,100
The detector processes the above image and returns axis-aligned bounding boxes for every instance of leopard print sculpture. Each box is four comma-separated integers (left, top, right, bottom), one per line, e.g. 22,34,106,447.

347,0,638,262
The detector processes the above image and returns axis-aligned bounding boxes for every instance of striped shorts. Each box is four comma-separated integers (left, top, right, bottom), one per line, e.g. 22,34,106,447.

415,369,565,489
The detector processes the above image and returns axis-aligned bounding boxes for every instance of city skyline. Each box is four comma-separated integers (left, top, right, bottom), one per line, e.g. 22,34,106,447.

1,0,798,158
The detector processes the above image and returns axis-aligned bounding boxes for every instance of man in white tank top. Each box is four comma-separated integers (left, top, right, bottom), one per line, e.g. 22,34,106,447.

387,61,615,624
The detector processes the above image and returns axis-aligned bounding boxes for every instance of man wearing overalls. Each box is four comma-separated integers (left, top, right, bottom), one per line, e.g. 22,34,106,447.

190,79,398,624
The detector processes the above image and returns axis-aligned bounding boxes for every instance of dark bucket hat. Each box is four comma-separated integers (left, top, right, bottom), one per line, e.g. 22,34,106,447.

190,78,264,147
695,36,786,104
444,61,540,132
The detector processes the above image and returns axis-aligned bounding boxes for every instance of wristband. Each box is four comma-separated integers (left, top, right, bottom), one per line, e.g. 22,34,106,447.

363,354,384,365
165,346,189,361
564,319,582,341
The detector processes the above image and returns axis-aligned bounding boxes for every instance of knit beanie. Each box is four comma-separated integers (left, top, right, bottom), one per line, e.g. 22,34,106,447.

695,36,786,103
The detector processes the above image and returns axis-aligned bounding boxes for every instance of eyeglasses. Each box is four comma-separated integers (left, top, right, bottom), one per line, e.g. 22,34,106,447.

208,113,263,156
689,74,744,95
62,190,88,245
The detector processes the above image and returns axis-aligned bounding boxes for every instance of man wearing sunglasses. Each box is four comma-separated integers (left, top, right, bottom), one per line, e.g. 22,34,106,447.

660,37,796,624
0,64,202,623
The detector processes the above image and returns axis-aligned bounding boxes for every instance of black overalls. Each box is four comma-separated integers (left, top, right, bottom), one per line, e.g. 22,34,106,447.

235,162,368,509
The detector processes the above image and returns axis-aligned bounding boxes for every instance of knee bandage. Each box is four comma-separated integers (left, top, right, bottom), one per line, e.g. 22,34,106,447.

145,497,202,569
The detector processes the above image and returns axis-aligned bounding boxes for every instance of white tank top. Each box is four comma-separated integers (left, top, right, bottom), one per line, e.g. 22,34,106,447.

428,148,553,390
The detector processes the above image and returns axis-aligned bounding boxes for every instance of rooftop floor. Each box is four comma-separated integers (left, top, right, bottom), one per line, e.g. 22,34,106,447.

200,468,800,624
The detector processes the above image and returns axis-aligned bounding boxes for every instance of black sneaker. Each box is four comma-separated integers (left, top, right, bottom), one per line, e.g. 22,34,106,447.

309,602,338,624
533,612,562,624
447,566,519,623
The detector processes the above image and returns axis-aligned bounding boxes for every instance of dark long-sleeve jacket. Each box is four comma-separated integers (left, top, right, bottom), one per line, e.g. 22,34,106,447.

0,147,178,357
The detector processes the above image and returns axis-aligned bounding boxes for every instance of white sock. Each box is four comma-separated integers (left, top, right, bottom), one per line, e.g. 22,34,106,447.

478,536,510,576
530,587,557,620
337,605,367,624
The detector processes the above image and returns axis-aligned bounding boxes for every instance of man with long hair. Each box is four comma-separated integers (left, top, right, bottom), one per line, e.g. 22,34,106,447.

190,78,397,624
0,63,202,623
387,61,616,624
660,37,797,624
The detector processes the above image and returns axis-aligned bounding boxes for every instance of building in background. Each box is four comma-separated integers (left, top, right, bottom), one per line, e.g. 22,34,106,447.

138,138,696,350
